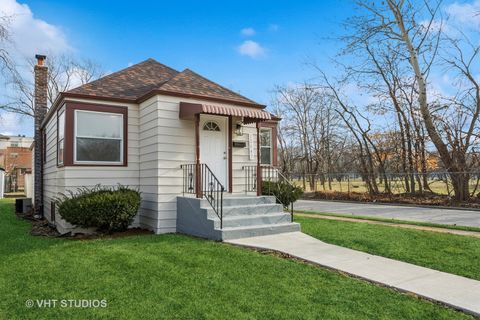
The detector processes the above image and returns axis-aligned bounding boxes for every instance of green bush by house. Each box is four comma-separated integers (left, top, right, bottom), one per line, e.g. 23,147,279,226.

57,185,141,233
262,180,303,208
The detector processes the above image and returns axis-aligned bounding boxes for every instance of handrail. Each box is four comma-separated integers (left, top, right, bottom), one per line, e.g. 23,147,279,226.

181,163,225,229
243,165,296,222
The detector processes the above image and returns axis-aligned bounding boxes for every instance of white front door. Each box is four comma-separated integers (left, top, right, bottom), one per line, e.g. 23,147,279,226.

200,115,228,190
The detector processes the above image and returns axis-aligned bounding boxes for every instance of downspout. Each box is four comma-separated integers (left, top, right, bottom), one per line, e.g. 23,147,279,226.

33,54,48,218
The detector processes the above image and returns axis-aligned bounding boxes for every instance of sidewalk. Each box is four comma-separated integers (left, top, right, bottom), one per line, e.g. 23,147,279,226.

226,232,480,317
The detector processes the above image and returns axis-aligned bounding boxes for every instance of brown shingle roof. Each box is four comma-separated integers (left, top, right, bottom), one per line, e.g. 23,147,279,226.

157,69,259,106
65,59,262,107
66,59,178,100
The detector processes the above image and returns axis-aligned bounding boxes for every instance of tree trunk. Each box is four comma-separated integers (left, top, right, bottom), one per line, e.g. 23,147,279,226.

450,172,470,202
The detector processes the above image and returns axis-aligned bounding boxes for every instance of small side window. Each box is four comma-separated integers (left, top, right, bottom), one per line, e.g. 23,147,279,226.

260,128,272,165
57,110,65,165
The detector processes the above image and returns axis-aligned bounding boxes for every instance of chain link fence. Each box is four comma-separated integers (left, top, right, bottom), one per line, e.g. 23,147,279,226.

289,172,480,197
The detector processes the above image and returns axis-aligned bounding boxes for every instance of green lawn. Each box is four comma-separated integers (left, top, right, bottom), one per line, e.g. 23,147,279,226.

298,216,480,281
0,200,473,320
295,210,480,233
291,177,475,195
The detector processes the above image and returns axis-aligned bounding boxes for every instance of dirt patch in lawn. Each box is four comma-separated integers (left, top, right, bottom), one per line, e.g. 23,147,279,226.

303,191,480,209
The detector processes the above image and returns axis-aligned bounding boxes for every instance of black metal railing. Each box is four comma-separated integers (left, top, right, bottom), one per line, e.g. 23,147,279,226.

242,165,296,222
181,163,225,228
181,163,197,195
242,165,257,193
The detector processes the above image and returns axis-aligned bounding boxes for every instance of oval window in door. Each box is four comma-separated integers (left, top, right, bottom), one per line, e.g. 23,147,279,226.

203,121,221,131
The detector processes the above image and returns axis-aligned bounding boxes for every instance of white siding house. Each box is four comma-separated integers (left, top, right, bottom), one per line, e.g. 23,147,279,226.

39,59,285,236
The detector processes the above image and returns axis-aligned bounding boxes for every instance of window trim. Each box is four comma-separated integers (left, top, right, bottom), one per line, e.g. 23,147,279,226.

260,127,273,165
73,109,124,165
57,108,65,166
60,102,128,167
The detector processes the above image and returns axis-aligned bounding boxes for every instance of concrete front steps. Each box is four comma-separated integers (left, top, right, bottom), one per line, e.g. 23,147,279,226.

177,195,300,241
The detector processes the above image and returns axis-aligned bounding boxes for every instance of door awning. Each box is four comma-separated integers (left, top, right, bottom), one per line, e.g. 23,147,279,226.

179,102,271,121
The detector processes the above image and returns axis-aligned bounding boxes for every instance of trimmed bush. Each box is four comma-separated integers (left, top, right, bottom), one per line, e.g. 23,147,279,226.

262,180,303,208
56,185,141,233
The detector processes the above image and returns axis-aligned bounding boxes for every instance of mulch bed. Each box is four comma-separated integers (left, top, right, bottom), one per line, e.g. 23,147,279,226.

303,191,480,209
15,210,153,240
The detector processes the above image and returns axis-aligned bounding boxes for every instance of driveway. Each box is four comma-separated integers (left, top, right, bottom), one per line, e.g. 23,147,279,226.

294,200,480,228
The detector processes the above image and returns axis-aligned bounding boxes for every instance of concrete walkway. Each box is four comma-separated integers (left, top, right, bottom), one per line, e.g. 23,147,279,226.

227,232,480,317
295,200,480,227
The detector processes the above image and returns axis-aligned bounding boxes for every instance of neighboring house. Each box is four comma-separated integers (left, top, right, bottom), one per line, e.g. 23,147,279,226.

0,135,33,192
35,56,299,239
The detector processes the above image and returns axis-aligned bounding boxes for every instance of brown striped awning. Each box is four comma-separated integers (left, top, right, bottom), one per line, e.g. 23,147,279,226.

179,102,271,121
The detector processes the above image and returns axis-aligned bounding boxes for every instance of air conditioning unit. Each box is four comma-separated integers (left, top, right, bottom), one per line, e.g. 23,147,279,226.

15,198,32,214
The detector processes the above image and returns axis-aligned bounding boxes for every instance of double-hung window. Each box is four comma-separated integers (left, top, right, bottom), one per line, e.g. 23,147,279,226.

74,110,124,164
260,128,272,165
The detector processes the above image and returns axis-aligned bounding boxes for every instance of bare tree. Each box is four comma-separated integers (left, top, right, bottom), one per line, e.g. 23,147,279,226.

273,84,344,191
340,0,480,201
0,13,13,75
1,54,104,117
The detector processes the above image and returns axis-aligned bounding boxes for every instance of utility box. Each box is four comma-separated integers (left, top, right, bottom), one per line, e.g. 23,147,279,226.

15,198,32,214
233,141,247,148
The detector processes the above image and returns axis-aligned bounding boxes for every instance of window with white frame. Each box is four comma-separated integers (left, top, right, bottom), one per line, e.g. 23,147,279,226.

260,128,272,165
57,109,65,165
74,110,124,164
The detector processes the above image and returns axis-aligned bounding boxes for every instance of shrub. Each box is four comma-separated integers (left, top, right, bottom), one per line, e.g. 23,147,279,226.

262,180,303,208
56,185,141,233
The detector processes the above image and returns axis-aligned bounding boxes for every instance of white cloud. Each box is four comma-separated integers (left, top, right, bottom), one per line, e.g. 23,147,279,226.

237,40,266,59
0,112,24,135
0,0,71,58
240,27,255,36
446,0,480,28
268,24,279,32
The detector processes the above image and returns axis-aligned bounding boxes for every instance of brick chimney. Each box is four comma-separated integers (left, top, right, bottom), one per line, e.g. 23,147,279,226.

34,54,47,217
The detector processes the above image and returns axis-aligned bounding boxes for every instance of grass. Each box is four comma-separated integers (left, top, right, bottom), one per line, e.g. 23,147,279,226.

294,209,480,233
0,199,474,320
297,216,480,281
291,178,477,195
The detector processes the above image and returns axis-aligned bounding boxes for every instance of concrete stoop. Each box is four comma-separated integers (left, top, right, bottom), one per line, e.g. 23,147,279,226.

177,196,300,240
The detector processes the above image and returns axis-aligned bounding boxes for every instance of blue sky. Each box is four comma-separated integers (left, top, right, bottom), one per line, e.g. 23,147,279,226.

27,0,350,98
1,0,354,136
1,0,478,136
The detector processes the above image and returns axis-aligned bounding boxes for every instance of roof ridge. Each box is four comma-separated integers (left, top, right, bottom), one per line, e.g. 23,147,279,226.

177,68,258,104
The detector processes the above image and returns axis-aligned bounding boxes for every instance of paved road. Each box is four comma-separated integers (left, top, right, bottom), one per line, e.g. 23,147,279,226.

294,200,480,228
228,232,480,317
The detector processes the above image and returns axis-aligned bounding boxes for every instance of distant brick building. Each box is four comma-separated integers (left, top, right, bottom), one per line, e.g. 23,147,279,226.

0,135,33,192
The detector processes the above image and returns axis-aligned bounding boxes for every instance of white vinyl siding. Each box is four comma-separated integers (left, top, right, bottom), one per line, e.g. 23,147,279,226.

138,95,195,233
43,95,262,234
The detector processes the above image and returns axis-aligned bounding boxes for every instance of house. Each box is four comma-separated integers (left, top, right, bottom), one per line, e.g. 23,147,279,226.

34,55,300,239
0,135,33,192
